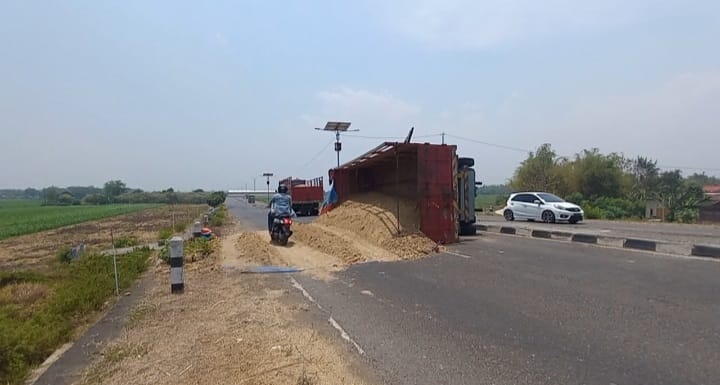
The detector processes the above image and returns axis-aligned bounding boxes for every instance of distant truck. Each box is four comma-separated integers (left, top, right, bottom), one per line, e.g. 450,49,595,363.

278,176,324,216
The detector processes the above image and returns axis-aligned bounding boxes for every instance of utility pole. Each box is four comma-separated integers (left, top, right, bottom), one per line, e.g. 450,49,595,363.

442,132,445,145
315,121,358,168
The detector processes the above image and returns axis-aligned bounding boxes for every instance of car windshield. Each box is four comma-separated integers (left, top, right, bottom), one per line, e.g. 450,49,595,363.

537,193,565,203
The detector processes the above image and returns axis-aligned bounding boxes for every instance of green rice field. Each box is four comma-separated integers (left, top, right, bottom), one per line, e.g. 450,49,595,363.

0,200,162,241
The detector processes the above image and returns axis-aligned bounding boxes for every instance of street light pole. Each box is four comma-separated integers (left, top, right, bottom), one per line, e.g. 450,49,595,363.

315,121,357,169
336,131,341,168
262,173,273,202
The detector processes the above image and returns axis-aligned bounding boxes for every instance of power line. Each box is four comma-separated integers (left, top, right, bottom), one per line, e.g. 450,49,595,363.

444,133,531,153
658,164,720,172
343,134,405,140
342,133,444,140
447,132,720,173
299,139,335,171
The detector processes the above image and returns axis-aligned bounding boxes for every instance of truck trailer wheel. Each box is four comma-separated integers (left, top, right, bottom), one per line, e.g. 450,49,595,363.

459,224,477,236
458,157,475,168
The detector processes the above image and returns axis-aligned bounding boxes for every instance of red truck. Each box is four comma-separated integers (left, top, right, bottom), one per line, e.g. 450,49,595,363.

278,176,324,216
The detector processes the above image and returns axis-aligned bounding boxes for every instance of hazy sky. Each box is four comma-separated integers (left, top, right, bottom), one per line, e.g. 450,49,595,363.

2,1,719,191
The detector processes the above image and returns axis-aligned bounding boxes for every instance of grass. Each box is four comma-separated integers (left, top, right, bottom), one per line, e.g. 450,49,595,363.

0,248,152,385
0,200,162,241
112,236,139,249
475,194,505,209
209,204,227,226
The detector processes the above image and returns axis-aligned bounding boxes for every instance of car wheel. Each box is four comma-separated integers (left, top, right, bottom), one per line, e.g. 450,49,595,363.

541,210,556,224
503,209,515,221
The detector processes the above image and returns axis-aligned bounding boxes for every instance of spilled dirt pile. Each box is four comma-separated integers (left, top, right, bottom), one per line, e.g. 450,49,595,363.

316,193,437,259
292,223,364,264
235,231,281,266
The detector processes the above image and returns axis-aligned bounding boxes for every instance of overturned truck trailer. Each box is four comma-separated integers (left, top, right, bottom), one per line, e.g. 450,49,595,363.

330,142,478,244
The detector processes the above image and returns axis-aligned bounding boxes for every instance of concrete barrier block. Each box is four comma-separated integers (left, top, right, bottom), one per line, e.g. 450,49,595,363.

487,225,502,233
691,245,720,259
516,228,532,237
597,236,624,248
500,227,517,235
657,243,692,256
551,231,573,239
476,224,489,232
623,238,657,252
531,230,552,239
571,233,598,244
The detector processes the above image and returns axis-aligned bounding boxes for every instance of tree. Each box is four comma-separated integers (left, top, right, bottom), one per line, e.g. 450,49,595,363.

103,180,127,203
166,191,179,204
57,192,76,206
476,184,510,195
83,193,109,205
41,186,62,205
652,170,706,222
572,149,624,200
66,186,102,200
207,191,227,207
626,156,659,201
23,188,40,199
510,144,563,192
686,172,720,186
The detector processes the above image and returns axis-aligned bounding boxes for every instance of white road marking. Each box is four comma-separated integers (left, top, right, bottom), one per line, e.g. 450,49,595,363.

289,277,365,356
444,251,472,259
360,290,374,297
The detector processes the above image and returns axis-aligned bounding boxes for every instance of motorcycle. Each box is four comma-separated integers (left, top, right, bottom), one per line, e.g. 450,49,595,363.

270,215,293,246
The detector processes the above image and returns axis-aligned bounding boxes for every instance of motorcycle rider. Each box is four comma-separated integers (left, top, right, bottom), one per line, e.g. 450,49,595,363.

268,184,294,234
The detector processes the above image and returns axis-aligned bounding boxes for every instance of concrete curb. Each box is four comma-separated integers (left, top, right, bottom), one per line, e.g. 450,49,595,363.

691,245,720,259
475,224,718,260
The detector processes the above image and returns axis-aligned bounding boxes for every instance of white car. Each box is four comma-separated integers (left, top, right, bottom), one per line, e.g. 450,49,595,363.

503,192,584,224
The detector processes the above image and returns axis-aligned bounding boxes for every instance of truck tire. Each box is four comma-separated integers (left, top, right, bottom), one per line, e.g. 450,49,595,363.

458,157,475,168
459,224,477,236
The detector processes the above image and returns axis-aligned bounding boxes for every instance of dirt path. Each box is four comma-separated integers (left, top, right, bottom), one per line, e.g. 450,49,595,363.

76,223,375,385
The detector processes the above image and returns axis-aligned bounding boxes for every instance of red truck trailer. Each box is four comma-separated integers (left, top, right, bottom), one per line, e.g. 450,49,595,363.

278,176,324,216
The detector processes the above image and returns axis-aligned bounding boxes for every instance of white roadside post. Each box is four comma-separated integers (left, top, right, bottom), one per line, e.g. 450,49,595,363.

169,236,184,294
192,221,202,238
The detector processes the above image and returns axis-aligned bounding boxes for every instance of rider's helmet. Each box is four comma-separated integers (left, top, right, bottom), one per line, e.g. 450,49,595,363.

278,184,288,194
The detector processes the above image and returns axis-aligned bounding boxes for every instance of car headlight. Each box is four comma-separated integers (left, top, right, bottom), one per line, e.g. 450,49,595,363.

554,204,565,210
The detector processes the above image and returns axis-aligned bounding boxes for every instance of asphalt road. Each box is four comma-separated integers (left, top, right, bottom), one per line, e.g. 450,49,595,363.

228,199,720,384
225,195,315,231
480,214,720,246
297,236,720,385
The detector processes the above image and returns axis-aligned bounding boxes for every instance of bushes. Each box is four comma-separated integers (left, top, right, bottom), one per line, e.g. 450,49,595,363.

112,236,139,248
206,191,227,208
576,197,644,220
158,237,216,264
0,249,152,385
209,204,227,226
157,228,173,244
